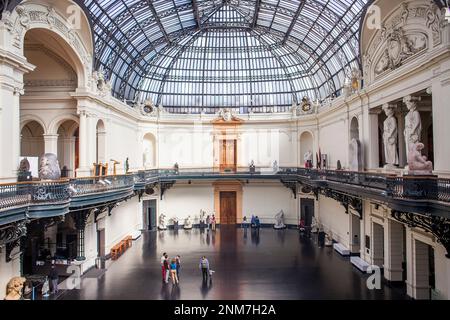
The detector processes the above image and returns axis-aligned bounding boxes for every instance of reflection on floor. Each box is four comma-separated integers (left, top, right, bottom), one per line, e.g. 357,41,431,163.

60,226,407,300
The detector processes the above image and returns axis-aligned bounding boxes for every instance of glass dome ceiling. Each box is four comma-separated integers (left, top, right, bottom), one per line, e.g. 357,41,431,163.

85,0,370,112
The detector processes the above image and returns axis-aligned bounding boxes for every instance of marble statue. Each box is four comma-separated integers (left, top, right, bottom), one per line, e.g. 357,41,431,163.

4,277,26,300
349,139,363,172
304,150,313,168
311,216,319,233
274,210,287,230
199,209,206,227
39,153,61,180
273,160,279,173
249,160,256,173
219,108,233,122
172,216,179,229
125,158,129,173
184,216,193,230
337,160,342,170
174,163,179,175
158,213,167,230
42,277,50,298
18,157,30,173
325,233,333,247
407,142,433,175
403,95,422,153
382,104,399,168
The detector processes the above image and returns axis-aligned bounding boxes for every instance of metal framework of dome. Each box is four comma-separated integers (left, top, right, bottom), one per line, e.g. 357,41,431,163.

86,0,370,111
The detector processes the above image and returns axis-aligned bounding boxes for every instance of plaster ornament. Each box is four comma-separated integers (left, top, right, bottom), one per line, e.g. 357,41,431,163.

403,95,422,153
382,104,399,168
4,277,26,300
407,142,433,175
39,153,61,180
349,139,363,172
274,210,287,230
218,108,233,122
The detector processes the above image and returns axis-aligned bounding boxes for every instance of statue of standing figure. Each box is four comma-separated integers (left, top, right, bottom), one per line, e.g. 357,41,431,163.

184,215,193,229
382,103,399,168
403,95,422,154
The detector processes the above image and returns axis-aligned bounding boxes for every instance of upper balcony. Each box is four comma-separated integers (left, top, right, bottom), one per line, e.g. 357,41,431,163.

1,168,449,227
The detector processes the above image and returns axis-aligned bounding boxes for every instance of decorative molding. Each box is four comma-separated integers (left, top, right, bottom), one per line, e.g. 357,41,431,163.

391,210,450,258
0,221,27,247
363,1,443,86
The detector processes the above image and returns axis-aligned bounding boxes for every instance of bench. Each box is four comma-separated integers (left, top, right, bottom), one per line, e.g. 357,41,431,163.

110,235,133,260
333,243,350,256
351,256,370,272
110,244,122,260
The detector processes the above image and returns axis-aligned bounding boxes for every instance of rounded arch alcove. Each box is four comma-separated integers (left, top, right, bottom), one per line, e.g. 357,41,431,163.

299,131,314,168
143,133,157,169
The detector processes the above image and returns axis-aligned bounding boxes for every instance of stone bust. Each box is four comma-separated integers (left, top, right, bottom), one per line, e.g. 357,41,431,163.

4,277,26,300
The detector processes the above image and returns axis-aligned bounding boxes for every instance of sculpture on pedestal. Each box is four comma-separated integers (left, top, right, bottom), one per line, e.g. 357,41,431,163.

39,153,61,180
273,160,279,173
174,163,179,175
18,157,32,182
382,103,399,168
199,210,206,228
249,160,256,173
158,213,167,230
273,210,287,230
184,216,193,230
407,142,433,175
311,216,319,233
304,150,313,168
403,95,422,154
349,139,363,172
4,277,26,300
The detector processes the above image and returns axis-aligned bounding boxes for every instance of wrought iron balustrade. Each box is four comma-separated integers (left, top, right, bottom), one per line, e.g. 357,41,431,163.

0,180,70,212
438,179,450,202
69,175,134,196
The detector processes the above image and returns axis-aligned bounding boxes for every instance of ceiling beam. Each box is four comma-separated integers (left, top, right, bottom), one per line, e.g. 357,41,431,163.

251,0,262,28
146,0,171,43
192,0,201,29
282,0,305,44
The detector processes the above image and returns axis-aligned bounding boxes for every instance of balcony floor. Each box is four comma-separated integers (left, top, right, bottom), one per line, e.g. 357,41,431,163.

59,227,408,300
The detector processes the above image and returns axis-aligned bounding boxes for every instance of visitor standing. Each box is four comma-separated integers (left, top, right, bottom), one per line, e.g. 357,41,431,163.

211,215,216,231
176,255,181,279
160,252,167,282
170,258,179,285
206,215,211,231
49,264,59,295
164,254,170,283
199,256,210,283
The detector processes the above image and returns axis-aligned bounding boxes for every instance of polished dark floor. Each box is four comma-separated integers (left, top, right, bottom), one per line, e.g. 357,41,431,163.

60,227,407,300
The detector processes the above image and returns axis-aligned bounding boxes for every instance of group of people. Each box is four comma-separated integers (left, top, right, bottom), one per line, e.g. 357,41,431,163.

204,214,216,231
160,253,213,285
160,253,181,285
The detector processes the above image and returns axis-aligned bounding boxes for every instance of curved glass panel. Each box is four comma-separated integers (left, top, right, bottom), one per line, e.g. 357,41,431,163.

85,0,370,111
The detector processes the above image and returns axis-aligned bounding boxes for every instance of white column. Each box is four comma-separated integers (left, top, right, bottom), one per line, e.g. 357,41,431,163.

431,66,450,173
384,219,404,282
362,107,379,170
76,110,91,177
43,134,59,155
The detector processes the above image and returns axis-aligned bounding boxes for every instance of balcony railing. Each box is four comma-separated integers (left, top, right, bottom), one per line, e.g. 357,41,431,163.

69,175,135,196
1,168,449,215
0,180,70,212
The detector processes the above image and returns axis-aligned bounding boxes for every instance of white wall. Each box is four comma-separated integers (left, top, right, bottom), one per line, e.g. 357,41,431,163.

243,183,296,225
317,195,350,248
159,184,215,225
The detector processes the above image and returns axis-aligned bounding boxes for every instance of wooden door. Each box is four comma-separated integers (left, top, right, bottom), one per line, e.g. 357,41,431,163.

220,140,237,172
220,191,237,224
301,198,314,226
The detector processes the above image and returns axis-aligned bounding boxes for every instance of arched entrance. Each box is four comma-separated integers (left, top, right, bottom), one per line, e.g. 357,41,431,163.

57,120,79,178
